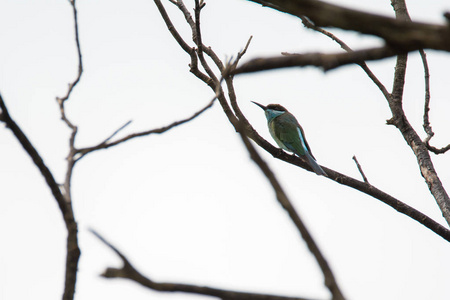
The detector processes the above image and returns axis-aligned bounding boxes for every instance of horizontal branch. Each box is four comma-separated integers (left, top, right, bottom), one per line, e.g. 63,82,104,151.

91,229,317,300
247,0,450,51
231,46,398,74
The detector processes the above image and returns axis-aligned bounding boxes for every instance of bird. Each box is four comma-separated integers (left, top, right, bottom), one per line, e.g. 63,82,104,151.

252,101,327,176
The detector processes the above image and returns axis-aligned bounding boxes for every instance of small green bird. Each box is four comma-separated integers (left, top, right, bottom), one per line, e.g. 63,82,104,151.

252,101,327,176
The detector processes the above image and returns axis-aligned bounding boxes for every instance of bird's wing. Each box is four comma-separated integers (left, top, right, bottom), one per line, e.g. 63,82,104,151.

273,114,311,156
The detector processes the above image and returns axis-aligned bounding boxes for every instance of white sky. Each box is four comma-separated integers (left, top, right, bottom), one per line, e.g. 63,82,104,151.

1,0,450,300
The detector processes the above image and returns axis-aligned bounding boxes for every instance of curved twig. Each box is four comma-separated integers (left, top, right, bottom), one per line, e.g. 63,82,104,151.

76,97,217,159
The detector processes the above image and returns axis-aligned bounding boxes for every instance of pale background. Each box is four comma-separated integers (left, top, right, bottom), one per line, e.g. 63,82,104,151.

0,0,450,299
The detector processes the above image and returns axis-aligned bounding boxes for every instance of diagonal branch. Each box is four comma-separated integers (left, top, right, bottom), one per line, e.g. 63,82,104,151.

245,125,450,242
0,94,68,217
352,156,369,184
76,98,216,159
298,16,391,100
90,229,318,300
0,93,81,300
237,126,345,300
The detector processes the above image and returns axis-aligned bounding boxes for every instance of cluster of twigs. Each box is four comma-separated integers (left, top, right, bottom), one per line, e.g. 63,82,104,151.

1,0,449,300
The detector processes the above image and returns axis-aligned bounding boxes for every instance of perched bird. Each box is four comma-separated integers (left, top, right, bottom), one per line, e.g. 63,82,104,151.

252,101,327,176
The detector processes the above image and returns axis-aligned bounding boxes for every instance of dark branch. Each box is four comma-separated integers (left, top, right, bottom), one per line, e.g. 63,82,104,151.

237,127,345,300
76,97,216,159
0,93,67,216
352,156,369,184
245,126,450,243
421,49,433,143
154,0,212,86
386,0,450,226
231,46,399,75
420,49,450,154
90,229,318,300
57,0,83,105
246,0,450,51
155,0,450,241
298,16,391,100
426,143,450,155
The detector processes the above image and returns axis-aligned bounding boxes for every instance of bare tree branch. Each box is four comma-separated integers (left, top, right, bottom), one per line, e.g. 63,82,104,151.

420,49,450,154
155,0,239,127
231,46,399,74
76,97,216,159
352,156,369,184
245,127,450,242
90,230,318,300
245,0,450,51
231,0,450,75
293,1,450,229
237,127,345,300
426,143,450,155
421,50,433,143
0,92,81,300
154,0,212,86
57,0,83,106
385,0,450,226
154,0,450,241
297,17,391,100
0,94,68,216
194,0,220,83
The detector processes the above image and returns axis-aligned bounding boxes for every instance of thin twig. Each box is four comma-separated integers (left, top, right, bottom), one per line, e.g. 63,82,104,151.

155,0,450,241
421,49,433,143
101,120,133,145
298,16,391,100
76,98,216,159
90,229,318,300
420,49,450,154
154,0,212,87
194,0,219,83
57,0,83,106
352,156,369,184
157,0,238,126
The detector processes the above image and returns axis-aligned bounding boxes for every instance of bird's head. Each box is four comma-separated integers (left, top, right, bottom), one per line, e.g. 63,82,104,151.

252,101,288,121
252,101,287,112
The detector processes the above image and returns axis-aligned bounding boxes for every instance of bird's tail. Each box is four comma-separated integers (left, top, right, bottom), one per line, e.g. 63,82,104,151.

305,152,327,176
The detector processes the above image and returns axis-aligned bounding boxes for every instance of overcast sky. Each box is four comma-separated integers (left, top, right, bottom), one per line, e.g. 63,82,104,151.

1,0,450,300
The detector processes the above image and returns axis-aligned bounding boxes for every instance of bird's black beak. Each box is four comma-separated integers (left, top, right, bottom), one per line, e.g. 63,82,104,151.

251,101,267,111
